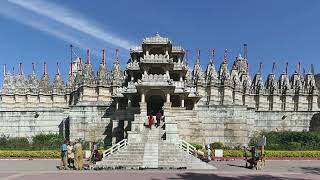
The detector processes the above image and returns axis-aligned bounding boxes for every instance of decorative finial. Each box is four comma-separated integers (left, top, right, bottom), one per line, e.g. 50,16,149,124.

32,62,35,74
56,62,60,75
3,64,6,77
243,44,248,60
69,63,72,75
155,32,160,37
19,63,22,75
211,48,215,64
116,49,119,63
102,49,105,65
224,49,227,64
197,49,200,64
311,64,314,74
258,62,262,73
298,62,301,77
285,62,288,74
86,49,90,64
43,62,47,75
272,62,276,74
185,48,188,66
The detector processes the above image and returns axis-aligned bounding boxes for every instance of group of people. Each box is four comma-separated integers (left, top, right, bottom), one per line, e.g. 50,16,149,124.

60,140,102,170
60,140,83,170
147,111,162,128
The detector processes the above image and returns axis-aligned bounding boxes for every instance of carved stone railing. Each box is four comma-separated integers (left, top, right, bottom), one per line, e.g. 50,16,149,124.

142,74,170,82
140,54,173,64
143,35,169,44
103,139,128,158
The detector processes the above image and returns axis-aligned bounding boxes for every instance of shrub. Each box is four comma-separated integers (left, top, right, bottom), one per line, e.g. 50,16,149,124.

31,133,64,150
249,131,320,150
6,137,30,150
190,143,203,150
210,142,224,149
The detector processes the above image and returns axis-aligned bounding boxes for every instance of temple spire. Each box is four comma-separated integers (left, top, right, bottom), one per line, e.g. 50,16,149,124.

102,49,105,65
285,62,288,74
311,64,314,74
211,48,214,64
223,49,227,64
86,49,90,64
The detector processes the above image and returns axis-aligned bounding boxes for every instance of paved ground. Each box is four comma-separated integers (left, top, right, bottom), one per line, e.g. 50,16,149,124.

0,160,319,180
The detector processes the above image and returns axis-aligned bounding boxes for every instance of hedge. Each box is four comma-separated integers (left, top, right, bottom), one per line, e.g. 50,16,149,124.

223,150,320,157
250,131,320,150
0,150,60,158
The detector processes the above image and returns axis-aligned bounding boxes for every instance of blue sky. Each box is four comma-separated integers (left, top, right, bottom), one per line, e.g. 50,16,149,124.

0,0,319,85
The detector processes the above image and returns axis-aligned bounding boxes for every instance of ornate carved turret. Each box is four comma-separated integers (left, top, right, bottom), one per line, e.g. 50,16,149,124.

305,70,317,94
53,63,65,94
82,49,96,86
39,62,52,94
111,49,124,87
290,71,301,94
97,49,110,86
230,64,241,90
27,63,39,94
2,65,13,94
15,63,27,94
278,71,290,94
252,66,264,94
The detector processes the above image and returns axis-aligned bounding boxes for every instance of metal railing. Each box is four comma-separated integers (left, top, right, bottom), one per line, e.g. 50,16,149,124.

103,139,128,158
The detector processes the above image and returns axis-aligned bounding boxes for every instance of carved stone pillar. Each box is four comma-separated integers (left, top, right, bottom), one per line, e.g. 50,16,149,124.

115,99,119,110
141,92,145,103
112,119,119,145
181,96,185,108
166,93,170,103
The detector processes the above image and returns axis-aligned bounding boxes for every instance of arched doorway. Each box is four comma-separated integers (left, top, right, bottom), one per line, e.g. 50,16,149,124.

310,113,320,131
146,90,165,116
147,95,164,116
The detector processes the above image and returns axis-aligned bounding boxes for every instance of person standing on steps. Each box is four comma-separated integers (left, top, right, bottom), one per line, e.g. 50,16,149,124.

148,115,154,128
156,111,162,128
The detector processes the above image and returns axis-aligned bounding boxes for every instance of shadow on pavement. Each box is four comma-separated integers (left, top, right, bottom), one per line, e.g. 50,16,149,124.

151,172,306,180
300,167,320,175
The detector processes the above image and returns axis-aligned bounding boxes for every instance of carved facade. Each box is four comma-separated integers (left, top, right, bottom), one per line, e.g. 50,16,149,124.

0,33,319,146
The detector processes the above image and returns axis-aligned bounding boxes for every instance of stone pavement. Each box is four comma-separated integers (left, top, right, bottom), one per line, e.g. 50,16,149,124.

0,160,319,180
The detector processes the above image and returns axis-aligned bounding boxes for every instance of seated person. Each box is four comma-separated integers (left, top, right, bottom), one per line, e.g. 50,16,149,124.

246,146,259,168
92,150,102,163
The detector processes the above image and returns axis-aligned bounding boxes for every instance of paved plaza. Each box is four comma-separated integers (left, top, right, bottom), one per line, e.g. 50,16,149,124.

0,160,319,180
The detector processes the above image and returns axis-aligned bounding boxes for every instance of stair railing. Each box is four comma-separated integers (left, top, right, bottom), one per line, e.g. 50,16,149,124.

102,139,128,158
178,139,204,157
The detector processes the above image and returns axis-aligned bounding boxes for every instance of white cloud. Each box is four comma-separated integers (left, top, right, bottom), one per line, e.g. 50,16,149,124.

8,0,136,50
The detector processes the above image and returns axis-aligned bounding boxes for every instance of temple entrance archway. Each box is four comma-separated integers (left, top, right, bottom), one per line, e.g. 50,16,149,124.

146,90,165,116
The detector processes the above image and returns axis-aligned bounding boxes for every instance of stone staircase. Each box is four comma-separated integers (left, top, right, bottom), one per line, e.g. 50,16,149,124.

94,123,216,170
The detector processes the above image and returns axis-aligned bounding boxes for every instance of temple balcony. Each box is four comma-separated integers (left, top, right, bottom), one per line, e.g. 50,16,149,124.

140,54,173,64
